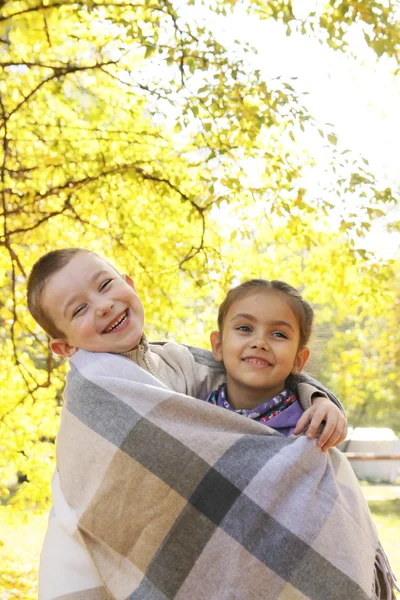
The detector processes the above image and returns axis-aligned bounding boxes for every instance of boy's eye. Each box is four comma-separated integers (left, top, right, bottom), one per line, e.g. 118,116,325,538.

236,325,252,332
72,305,86,318
100,279,112,291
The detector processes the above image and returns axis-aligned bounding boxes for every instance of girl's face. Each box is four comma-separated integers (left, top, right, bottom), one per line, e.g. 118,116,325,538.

210,291,310,408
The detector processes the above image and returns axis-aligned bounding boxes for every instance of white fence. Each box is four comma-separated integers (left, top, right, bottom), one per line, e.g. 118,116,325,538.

340,428,400,483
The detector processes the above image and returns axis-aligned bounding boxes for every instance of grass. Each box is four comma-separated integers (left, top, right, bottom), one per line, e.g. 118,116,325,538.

0,487,399,599
364,490,400,597
0,507,47,600
369,499,400,575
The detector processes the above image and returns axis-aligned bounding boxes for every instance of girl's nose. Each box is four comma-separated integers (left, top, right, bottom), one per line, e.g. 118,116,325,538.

251,335,270,350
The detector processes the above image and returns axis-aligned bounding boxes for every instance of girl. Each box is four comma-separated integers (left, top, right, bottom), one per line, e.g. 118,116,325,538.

208,279,347,451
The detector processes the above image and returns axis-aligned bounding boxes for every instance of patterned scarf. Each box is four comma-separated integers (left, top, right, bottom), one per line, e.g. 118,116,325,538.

205,384,297,424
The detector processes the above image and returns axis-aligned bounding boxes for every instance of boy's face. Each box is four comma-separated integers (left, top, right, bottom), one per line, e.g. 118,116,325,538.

42,253,145,357
210,291,309,407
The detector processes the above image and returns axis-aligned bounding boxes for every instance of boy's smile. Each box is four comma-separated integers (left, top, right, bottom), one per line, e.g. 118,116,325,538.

42,253,145,356
103,309,129,333
210,291,309,410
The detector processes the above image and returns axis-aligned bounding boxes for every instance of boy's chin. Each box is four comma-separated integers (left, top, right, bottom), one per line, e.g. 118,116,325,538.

104,347,137,354
101,336,143,354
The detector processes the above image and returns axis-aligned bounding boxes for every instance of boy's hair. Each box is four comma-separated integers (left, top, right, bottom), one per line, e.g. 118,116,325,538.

27,248,97,339
217,279,314,348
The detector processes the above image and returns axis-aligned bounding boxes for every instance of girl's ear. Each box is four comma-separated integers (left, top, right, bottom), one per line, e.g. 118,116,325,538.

50,339,78,358
210,330,224,362
291,346,310,375
124,275,135,289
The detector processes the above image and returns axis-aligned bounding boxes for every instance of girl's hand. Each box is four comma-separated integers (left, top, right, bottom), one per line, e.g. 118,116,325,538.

293,396,348,452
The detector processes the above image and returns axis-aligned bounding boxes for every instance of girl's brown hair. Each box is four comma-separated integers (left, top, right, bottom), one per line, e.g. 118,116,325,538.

217,279,314,348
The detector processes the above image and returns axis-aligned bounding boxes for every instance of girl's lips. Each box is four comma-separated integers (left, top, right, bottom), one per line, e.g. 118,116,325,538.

102,309,130,334
242,356,272,367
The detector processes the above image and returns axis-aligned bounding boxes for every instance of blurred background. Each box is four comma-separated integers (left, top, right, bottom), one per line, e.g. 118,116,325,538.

0,0,399,597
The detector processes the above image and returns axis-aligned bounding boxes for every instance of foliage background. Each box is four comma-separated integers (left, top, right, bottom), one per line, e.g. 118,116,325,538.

0,0,399,596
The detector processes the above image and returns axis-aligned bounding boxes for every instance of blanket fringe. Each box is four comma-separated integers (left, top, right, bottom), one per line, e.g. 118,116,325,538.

372,542,400,600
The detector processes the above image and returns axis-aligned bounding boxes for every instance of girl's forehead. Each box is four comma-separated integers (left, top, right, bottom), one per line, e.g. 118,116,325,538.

226,291,298,321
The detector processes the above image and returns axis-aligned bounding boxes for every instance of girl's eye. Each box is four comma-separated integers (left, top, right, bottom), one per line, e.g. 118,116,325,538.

272,331,287,339
72,305,86,318
100,279,112,291
236,325,252,332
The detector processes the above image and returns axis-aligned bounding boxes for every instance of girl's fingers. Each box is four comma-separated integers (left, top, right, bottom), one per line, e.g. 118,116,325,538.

331,424,347,448
316,413,337,448
294,405,348,452
320,429,341,451
320,420,347,451
293,410,312,435
306,408,326,439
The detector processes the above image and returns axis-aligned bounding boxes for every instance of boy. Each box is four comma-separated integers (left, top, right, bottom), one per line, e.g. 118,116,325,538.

27,247,347,448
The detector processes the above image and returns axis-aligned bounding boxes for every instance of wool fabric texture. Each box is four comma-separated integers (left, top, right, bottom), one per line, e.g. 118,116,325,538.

38,348,397,600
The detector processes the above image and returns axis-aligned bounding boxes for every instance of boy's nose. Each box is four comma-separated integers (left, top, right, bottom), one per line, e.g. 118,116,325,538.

96,299,114,315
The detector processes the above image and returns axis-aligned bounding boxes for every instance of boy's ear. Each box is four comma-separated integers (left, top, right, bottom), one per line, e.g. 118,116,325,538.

210,330,224,362
291,346,310,375
124,275,135,289
50,339,78,358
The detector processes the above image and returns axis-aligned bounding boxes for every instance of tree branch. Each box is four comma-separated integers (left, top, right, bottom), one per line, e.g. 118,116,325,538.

7,60,119,118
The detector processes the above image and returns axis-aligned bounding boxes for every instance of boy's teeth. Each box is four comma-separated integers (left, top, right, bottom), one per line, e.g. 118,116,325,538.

104,311,127,333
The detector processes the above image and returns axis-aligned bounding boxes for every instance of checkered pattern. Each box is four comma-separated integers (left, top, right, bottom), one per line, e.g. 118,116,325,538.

38,350,396,600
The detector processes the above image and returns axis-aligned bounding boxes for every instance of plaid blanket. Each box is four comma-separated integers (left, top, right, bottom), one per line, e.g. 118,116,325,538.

39,349,397,600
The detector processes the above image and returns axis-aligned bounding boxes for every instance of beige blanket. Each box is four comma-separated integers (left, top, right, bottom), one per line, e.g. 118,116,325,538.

38,349,397,599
